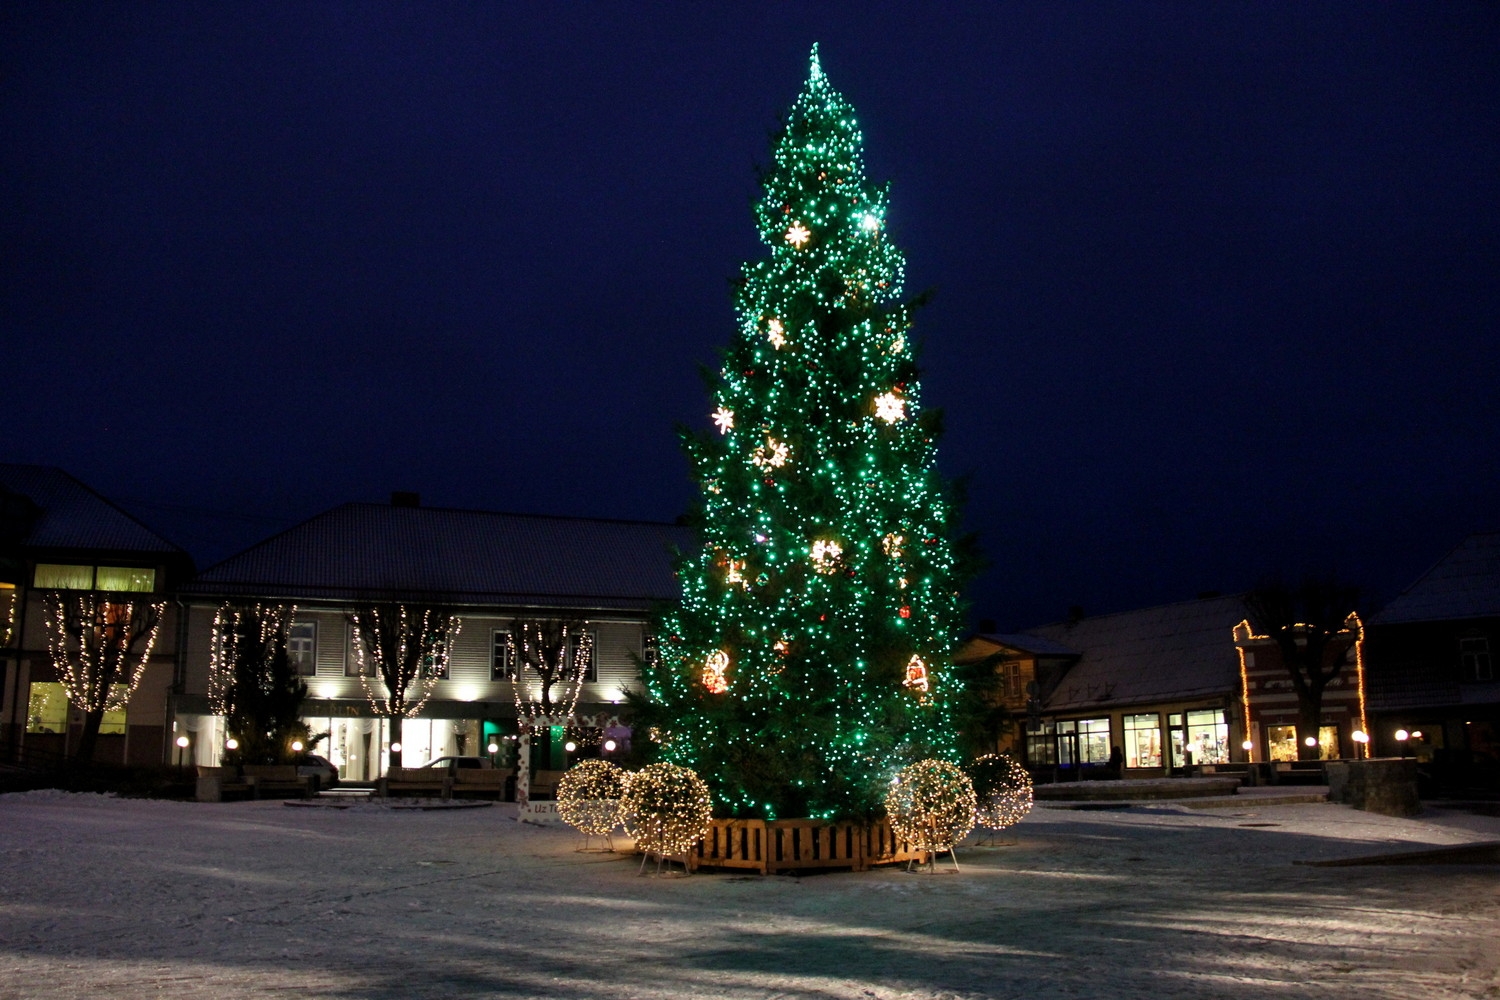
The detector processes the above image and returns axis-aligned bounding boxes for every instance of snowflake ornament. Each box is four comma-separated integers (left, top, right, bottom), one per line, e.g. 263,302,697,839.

874,392,907,424
786,222,811,247
767,318,786,349
810,538,843,574
752,437,790,469
712,407,735,434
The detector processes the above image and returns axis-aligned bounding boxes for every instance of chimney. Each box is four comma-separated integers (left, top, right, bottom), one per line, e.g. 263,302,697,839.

390,491,420,508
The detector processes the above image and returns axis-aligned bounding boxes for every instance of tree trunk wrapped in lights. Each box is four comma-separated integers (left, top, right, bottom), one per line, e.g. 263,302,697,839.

41,591,164,764
348,603,461,769
636,45,974,821
508,618,593,805
209,603,311,764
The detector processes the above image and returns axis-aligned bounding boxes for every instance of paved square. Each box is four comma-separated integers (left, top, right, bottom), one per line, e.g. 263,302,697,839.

2,792,1497,999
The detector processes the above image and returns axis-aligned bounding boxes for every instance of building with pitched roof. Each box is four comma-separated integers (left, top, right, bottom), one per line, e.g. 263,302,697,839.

0,464,193,765
175,496,690,780
1366,532,1500,791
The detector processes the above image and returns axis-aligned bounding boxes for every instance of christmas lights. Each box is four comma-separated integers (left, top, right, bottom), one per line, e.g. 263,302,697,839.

349,604,461,724
885,759,976,869
507,618,595,735
557,759,631,840
41,591,164,761
637,44,968,821
966,753,1033,833
622,762,713,864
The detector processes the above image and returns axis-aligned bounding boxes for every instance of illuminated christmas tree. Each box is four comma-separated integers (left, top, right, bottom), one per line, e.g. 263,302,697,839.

639,46,970,820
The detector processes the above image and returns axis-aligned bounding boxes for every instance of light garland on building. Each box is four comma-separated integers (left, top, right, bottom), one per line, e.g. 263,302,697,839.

885,759,976,857
557,759,631,838
41,592,165,716
967,753,1033,832
622,762,714,860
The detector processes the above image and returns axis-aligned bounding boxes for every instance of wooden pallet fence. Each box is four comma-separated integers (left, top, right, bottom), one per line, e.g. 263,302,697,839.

685,817,924,874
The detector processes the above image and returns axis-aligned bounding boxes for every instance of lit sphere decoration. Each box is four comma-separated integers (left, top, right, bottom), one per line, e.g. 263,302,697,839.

885,759,976,853
965,753,1033,832
557,760,631,837
621,762,713,858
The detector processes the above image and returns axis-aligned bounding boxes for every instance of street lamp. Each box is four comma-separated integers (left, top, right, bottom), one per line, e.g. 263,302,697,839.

1395,729,1410,758
175,735,190,772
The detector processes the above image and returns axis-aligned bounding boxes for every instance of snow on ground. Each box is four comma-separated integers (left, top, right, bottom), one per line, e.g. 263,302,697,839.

2,791,1498,1000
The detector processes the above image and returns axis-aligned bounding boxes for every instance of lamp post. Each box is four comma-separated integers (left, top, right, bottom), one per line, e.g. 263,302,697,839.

175,735,190,773
1395,729,1410,759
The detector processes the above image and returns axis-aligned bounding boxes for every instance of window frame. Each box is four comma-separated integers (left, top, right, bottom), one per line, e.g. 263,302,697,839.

288,620,317,677
1460,635,1493,682
492,629,515,681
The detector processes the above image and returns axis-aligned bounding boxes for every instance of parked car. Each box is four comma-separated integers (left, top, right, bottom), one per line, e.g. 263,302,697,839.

295,754,339,790
424,756,493,772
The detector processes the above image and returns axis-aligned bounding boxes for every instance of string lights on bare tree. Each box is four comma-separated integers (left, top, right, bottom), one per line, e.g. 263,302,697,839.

348,603,461,768
41,591,164,763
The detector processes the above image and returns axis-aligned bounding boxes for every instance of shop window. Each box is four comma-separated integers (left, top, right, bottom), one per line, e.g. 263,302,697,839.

1077,717,1111,764
1266,723,1339,761
26,682,126,734
95,567,156,592
1461,636,1492,682
288,621,317,676
1026,721,1057,766
1123,713,1162,768
1172,709,1228,766
1056,719,1076,766
492,630,515,680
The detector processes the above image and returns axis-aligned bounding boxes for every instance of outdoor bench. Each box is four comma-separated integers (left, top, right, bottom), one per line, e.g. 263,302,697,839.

451,768,512,800
196,765,253,802
240,765,316,799
378,767,452,799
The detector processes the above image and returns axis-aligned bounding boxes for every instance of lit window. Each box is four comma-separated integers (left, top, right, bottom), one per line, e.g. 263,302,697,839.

95,567,155,592
33,564,94,589
1173,709,1229,765
288,622,316,676
1123,713,1162,768
32,564,154,592
25,682,125,734
1077,717,1111,765
1461,636,1492,682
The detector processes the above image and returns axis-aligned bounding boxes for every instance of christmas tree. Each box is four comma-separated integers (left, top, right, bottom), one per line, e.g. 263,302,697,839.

639,45,969,821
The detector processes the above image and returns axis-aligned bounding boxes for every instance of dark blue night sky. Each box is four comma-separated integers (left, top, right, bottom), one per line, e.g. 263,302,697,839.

3,4,1497,629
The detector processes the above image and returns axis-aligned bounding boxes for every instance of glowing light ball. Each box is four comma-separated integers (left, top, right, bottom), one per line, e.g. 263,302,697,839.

621,762,713,858
965,753,1033,832
885,759,976,852
557,760,631,837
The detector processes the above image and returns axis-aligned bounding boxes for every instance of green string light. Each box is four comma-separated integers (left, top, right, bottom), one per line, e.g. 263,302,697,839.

638,45,968,821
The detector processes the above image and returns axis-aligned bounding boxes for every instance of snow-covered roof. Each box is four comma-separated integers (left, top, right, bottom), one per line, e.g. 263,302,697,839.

968,632,1079,657
1372,532,1500,625
1022,595,1251,711
0,463,184,556
185,502,691,611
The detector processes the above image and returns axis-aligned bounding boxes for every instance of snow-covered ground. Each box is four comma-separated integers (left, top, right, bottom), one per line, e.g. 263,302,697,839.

2,791,1498,999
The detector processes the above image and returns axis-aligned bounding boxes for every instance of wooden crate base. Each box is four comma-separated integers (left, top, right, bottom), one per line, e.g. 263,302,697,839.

683,817,923,874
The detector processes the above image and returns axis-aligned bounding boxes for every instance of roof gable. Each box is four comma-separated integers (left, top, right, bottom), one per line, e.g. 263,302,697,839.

0,464,184,556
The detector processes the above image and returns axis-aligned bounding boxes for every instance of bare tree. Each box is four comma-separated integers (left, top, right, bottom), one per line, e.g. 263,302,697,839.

507,617,594,734
348,603,461,768
41,591,165,764
1244,578,1361,761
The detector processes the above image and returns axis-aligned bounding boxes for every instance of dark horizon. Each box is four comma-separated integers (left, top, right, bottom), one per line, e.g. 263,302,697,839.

4,4,1496,630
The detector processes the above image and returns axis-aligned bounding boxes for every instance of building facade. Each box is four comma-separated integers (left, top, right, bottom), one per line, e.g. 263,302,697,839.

1,464,193,766
173,497,690,778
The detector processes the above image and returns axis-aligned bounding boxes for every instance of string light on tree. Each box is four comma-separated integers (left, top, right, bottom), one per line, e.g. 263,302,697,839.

882,533,905,558
637,44,970,821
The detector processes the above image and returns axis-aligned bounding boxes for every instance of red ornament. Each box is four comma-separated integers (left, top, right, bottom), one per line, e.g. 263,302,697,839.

899,605,912,619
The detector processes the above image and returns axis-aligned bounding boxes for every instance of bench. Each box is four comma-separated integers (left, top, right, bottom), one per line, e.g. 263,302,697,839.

378,767,452,799
196,765,253,802
527,769,568,800
240,765,316,799
452,768,512,800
